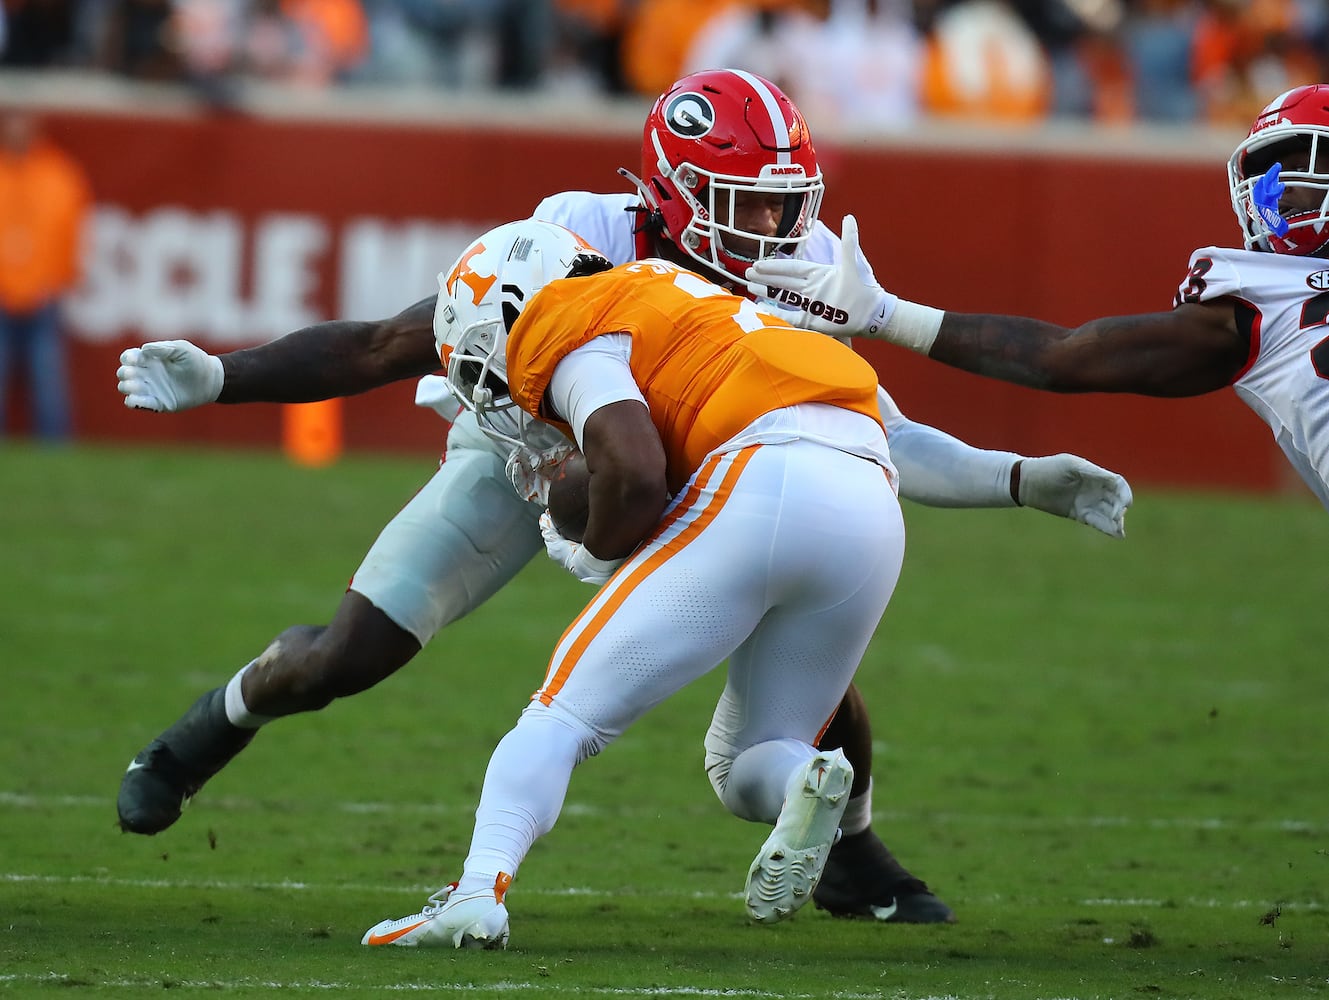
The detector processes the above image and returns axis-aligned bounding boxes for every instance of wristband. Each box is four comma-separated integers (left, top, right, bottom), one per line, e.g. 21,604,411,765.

885,300,945,355
204,354,226,403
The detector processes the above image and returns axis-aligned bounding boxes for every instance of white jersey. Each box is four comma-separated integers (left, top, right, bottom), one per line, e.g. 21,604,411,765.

530,190,845,271
1176,246,1329,508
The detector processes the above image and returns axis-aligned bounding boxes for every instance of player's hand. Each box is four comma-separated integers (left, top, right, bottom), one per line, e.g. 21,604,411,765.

1017,454,1132,538
117,340,225,412
506,443,576,505
539,510,623,585
1252,163,1290,237
745,215,898,338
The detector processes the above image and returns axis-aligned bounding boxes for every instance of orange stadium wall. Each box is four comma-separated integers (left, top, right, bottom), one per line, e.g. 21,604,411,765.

31,105,1301,499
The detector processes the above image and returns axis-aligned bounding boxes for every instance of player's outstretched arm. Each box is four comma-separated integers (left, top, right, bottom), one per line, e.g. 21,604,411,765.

884,399,1132,538
928,303,1248,398
748,217,1249,399
117,295,442,411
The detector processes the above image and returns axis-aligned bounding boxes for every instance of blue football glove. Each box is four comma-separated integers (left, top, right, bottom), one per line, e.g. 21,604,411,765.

1252,163,1289,237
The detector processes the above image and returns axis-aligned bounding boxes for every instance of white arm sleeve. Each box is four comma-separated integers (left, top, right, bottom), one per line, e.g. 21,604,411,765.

882,384,1021,508
546,333,646,447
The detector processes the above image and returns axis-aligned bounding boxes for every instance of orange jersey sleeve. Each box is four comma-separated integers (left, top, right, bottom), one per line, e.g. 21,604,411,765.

507,261,882,493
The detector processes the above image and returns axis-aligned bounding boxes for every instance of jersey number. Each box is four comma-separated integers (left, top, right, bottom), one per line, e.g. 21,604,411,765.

1177,258,1213,305
629,259,782,334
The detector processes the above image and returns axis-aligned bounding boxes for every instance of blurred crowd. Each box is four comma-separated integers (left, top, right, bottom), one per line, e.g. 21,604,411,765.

3,0,1328,128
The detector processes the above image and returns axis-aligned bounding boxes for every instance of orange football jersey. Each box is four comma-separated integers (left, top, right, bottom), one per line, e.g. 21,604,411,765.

506,260,883,493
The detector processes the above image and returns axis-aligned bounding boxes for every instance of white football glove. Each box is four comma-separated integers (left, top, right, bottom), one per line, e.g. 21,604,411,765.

117,340,225,412
745,215,897,338
506,443,577,505
1017,454,1132,539
539,509,624,585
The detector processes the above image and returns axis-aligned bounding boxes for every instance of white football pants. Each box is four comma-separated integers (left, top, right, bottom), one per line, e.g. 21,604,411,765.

347,412,544,644
457,438,906,890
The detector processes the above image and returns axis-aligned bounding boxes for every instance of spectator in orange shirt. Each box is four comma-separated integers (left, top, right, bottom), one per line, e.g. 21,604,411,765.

0,107,92,441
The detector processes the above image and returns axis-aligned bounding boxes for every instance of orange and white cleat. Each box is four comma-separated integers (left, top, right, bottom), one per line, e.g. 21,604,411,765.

361,874,512,949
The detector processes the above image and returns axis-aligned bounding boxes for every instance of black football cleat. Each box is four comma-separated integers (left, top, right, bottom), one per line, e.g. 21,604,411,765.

117,687,256,835
813,828,956,923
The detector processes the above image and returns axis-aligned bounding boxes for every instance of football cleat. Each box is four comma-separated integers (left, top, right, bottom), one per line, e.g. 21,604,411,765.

745,749,853,924
116,686,256,835
813,828,956,923
362,874,512,949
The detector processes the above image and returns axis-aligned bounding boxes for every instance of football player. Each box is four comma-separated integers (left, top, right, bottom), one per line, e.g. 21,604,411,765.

115,69,1130,927
748,83,1329,511
363,219,908,947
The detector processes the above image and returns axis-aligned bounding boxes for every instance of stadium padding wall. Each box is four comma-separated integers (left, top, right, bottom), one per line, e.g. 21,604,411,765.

35,107,1303,499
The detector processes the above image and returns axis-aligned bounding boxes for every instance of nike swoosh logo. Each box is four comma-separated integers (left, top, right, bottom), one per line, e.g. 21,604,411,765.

125,760,147,773
868,899,899,921
364,920,429,946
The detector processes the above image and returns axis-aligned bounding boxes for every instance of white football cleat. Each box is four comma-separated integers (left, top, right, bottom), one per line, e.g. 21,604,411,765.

745,750,854,924
361,874,512,949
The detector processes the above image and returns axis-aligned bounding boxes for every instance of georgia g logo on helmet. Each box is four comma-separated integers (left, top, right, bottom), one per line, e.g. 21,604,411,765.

664,93,715,139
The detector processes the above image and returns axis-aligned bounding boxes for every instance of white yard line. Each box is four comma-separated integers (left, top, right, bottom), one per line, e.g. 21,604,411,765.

1,871,1324,912
0,974,972,1000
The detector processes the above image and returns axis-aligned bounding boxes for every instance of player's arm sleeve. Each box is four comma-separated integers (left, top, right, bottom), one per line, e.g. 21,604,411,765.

879,388,1020,507
546,334,646,448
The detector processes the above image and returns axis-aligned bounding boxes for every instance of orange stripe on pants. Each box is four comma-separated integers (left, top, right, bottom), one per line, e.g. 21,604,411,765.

535,446,760,706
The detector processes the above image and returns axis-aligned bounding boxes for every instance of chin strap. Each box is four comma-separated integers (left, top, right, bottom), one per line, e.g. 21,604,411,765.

620,167,668,263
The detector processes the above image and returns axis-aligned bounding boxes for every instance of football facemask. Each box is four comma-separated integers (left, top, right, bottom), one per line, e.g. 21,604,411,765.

1229,85,1329,257
634,68,824,285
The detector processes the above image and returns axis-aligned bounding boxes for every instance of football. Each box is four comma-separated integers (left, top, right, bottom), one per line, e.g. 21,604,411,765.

547,450,590,542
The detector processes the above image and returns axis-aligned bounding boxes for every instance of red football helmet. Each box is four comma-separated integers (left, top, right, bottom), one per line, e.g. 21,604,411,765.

633,69,824,283
1229,84,1329,257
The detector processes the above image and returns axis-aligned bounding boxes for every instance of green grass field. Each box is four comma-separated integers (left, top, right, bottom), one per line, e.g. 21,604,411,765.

1,442,1326,999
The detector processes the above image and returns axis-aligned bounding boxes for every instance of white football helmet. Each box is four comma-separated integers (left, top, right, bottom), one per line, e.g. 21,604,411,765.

434,220,613,452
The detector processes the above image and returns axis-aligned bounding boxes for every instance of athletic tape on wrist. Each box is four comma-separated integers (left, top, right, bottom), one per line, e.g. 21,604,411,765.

886,300,945,355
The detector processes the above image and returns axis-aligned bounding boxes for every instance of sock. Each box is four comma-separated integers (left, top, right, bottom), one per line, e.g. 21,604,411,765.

455,707,590,896
839,777,873,837
224,662,273,729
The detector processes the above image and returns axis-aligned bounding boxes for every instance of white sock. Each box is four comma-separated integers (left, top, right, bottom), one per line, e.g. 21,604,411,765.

839,777,873,837
223,662,273,729
456,707,592,896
